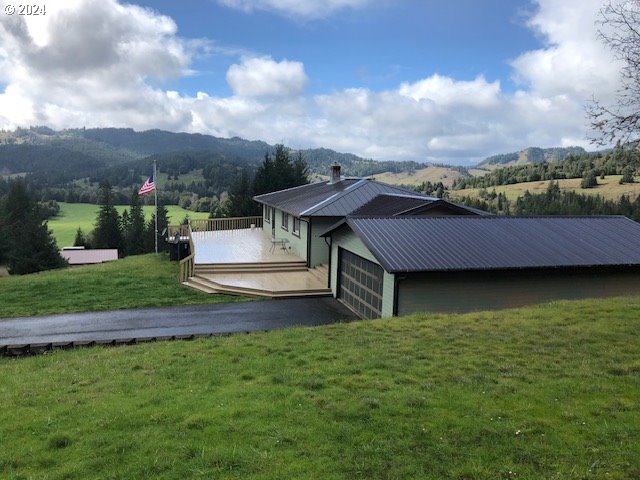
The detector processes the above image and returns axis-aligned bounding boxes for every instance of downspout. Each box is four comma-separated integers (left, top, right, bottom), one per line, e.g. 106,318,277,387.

306,218,312,268
324,235,332,289
393,274,408,316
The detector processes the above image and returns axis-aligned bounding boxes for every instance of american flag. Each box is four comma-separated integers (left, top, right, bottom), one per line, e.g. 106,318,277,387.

138,175,155,196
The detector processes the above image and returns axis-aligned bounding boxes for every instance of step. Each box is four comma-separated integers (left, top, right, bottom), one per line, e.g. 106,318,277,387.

194,261,308,274
188,274,331,298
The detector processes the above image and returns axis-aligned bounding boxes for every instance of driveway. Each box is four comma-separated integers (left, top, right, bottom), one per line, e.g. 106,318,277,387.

0,298,358,355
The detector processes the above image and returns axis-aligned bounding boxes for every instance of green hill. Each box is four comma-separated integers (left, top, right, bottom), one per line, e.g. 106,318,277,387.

477,146,589,169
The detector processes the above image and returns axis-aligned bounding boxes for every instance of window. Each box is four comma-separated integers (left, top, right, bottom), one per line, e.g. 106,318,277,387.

281,212,289,231
264,205,270,223
292,217,300,237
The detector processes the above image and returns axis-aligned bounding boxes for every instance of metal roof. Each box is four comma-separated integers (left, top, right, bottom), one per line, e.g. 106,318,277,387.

253,179,436,217
60,248,118,265
334,216,640,273
350,193,433,216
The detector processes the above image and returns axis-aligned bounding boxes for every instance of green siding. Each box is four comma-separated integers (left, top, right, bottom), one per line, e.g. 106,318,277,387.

330,229,394,317
262,208,308,260
397,270,640,315
309,218,337,267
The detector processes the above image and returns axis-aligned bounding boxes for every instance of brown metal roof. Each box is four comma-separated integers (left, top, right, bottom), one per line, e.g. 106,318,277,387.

334,216,640,273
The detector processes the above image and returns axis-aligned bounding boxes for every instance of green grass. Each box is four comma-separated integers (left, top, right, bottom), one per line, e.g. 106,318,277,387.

0,296,638,479
48,202,211,247
0,254,248,318
451,175,640,202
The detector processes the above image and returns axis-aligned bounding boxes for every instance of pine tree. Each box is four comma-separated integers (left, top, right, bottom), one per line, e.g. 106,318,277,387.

226,169,258,217
124,190,145,255
92,181,123,251
73,228,89,248
144,203,169,253
1,181,66,275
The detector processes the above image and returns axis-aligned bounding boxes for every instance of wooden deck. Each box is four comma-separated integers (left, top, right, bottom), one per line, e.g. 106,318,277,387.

192,229,303,264
186,228,331,298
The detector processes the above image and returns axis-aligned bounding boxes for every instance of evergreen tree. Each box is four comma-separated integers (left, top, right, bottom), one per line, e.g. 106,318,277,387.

580,170,598,188
144,204,170,253
73,228,89,248
124,190,145,255
1,181,66,275
619,165,636,184
92,181,123,251
225,169,258,217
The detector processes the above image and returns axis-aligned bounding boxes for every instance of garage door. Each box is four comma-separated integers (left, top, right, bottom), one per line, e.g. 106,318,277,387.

338,248,384,319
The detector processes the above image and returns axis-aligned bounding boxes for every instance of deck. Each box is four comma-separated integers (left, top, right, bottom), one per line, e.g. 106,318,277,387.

185,228,331,298
192,228,303,264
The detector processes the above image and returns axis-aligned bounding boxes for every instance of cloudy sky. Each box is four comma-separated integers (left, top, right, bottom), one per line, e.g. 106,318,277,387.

0,0,623,165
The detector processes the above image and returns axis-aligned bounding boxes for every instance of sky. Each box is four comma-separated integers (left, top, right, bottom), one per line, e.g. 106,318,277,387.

0,0,624,165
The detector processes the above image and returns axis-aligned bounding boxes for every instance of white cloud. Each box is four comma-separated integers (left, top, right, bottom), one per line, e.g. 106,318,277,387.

0,0,626,164
215,0,372,19
226,56,308,97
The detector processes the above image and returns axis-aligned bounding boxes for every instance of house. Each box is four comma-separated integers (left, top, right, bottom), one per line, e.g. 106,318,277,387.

60,247,118,266
321,215,640,318
253,164,483,268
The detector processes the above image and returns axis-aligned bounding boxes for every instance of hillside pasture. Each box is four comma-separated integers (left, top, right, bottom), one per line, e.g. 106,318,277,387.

0,295,638,479
0,254,248,318
450,175,640,202
48,202,210,247
372,165,466,187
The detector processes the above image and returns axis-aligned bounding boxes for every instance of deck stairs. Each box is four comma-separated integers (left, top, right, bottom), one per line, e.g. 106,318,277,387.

184,263,332,298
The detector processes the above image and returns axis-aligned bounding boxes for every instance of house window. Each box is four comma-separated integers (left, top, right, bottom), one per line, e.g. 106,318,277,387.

292,217,300,237
264,206,270,223
281,212,289,231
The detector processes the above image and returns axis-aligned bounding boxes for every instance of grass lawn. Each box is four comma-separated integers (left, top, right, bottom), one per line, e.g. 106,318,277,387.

0,296,638,479
0,254,248,318
48,202,211,248
450,175,640,202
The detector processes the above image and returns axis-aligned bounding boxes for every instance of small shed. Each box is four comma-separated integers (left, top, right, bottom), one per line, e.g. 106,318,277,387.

60,247,118,266
321,216,640,318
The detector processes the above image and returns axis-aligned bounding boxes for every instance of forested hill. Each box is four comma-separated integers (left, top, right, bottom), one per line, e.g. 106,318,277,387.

0,126,418,177
477,146,590,168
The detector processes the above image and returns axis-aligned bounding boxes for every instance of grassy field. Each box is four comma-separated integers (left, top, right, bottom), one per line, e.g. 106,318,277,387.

48,202,211,247
0,254,248,318
450,175,640,202
0,295,638,479
373,165,465,188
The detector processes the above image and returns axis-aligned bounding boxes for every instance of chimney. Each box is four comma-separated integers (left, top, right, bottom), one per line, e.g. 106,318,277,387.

329,163,341,184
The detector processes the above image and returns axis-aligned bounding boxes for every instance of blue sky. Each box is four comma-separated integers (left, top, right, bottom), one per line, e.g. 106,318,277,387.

138,0,540,96
0,0,622,165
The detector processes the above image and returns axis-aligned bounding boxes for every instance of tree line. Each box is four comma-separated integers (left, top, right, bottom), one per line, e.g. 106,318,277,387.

457,181,640,221
75,182,170,256
454,145,639,190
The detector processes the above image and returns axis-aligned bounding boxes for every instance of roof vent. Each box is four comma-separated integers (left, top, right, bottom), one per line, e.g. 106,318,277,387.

329,163,341,184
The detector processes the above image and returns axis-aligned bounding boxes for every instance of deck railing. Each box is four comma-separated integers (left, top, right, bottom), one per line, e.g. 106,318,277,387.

189,216,263,232
179,223,195,283
167,224,190,238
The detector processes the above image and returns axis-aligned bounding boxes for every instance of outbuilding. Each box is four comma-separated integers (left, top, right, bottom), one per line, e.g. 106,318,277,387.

321,215,640,318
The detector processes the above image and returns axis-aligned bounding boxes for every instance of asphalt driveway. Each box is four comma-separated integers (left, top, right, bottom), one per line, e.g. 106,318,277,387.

0,298,358,355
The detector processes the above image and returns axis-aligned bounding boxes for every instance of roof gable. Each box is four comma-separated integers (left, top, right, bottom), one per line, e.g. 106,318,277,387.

253,179,436,217
339,216,640,273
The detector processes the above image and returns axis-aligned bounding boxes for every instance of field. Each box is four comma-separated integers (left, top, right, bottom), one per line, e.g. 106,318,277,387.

0,295,638,479
373,165,465,187
0,254,248,318
450,175,640,202
47,202,211,247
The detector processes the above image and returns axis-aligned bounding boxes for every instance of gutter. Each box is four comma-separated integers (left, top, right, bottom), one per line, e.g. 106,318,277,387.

393,274,408,316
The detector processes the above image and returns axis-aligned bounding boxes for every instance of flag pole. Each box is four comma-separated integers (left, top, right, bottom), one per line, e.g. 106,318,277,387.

154,159,158,254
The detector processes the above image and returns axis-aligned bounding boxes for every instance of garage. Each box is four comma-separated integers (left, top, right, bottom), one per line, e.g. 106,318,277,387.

338,248,384,319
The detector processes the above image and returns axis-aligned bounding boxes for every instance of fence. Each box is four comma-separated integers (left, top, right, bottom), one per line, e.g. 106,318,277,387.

189,216,263,232
174,216,263,282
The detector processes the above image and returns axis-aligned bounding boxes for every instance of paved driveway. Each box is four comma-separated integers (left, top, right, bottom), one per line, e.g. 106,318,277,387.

0,298,358,354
